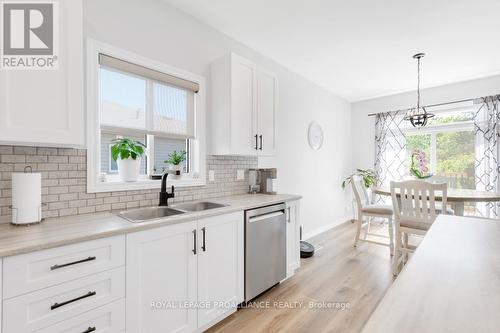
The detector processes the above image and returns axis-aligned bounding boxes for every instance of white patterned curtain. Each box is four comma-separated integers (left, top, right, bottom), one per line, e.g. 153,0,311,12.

374,110,410,203
474,95,500,218
374,110,410,186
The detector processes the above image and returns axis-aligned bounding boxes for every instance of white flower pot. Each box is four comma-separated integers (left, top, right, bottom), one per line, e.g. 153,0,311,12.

117,157,141,182
168,164,182,179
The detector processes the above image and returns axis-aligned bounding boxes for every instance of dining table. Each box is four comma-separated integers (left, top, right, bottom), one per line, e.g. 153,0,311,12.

361,214,500,333
372,186,500,216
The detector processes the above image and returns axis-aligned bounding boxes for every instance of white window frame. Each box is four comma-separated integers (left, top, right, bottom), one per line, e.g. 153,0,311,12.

86,39,206,192
108,143,118,173
404,105,475,174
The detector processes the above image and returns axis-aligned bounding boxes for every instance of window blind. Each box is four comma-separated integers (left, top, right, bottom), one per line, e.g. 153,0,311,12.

99,53,199,93
99,54,197,139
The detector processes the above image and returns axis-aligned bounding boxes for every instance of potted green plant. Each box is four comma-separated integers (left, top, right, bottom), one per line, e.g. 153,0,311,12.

165,150,187,177
341,169,377,189
111,138,146,182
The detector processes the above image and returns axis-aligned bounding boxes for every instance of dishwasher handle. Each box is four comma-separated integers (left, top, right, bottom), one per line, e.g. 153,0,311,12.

248,211,284,223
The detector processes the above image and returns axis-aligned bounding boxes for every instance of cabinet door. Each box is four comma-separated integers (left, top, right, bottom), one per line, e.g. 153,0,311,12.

230,54,257,155
286,200,301,277
0,0,84,147
257,69,277,156
126,221,198,333
197,212,244,329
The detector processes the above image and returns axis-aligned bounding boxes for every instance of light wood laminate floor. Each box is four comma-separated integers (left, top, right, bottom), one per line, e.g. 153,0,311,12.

207,221,395,333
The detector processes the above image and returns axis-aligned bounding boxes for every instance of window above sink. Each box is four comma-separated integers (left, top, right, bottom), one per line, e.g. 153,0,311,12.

86,39,207,193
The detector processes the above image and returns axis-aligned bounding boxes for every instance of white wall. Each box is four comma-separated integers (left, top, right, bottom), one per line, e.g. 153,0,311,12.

351,75,500,171
84,0,353,235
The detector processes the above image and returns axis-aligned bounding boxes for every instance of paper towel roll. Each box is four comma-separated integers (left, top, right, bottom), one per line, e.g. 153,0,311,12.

11,172,42,225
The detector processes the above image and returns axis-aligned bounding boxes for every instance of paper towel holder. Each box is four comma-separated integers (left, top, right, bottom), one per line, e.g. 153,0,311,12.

10,165,44,226
9,205,44,226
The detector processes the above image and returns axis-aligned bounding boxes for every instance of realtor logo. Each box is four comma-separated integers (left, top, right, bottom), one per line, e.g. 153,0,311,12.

1,1,59,69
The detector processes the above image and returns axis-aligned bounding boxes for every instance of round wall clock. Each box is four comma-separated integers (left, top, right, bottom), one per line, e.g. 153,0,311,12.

308,121,324,150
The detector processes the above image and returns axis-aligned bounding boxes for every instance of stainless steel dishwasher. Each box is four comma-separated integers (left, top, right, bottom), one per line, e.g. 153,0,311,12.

245,203,287,302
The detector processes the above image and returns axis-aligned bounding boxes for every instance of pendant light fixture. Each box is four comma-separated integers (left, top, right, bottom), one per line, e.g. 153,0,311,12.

404,53,434,128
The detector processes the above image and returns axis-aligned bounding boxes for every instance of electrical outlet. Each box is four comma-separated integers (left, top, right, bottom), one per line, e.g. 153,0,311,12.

236,169,244,180
208,170,215,182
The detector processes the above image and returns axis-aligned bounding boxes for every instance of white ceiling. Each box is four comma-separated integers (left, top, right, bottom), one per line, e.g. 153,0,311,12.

162,0,500,101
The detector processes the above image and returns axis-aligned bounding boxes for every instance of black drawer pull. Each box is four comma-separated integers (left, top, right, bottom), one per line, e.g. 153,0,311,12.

192,229,197,255
50,256,96,271
51,291,96,310
82,327,96,333
201,227,206,252
259,135,263,150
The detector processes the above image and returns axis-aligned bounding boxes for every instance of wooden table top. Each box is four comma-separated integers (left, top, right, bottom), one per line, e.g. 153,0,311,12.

362,215,500,333
372,186,500,202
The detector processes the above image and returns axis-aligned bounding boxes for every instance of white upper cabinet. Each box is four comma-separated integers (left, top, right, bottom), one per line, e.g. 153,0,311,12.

257,68,277,156
0,0,84,147
210,53,277,156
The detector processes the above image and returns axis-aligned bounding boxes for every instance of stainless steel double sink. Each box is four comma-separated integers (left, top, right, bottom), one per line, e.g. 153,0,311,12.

118,201,227,223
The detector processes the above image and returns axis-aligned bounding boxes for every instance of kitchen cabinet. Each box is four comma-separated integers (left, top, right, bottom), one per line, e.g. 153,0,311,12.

0,0,84,147
126,213,244,333
0,199,298,333
33,299,125,333
3,268,125,333
286,200,301,278
3,235,125,299
256,68,277,156
210,53,277,156
197,212,244,329
1,236,125,333
126,221,198,333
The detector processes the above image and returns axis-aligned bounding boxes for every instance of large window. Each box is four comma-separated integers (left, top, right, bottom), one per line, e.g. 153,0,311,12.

87,40,205,192
405,104,476,190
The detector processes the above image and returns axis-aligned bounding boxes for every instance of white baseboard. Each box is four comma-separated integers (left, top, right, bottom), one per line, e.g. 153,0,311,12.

303,216,353,240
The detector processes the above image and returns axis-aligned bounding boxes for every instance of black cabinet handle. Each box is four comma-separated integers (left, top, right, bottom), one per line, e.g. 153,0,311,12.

287,207,291,223
82,327,96,333
259,135,263,150
192,229,197,255
51,291,96,310
254,134,258,150
50,256,97,271
201,227,206,252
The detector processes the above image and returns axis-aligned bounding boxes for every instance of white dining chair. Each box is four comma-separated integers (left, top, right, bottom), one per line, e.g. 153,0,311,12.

351,176,394,255
390,180,448,275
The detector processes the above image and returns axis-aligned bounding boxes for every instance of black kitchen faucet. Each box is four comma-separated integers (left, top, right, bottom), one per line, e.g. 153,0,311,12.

159,173,175,206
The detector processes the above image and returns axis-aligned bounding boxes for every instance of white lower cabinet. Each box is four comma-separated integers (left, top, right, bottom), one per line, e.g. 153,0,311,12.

3,267,125,333
33,299,125,333
3,235,125,299
126,212,244,333
197,212,244,329
126,221,198,333
0,206,292,333
286,200,301,278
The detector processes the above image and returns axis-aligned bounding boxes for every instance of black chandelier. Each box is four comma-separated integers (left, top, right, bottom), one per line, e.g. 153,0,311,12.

404,53,434,128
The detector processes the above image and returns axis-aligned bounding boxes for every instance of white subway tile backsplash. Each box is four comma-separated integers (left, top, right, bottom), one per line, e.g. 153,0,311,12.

0,146,258,223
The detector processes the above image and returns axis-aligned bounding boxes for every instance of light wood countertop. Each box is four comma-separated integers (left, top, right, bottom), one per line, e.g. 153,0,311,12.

0,193,301,257
362,215,500,333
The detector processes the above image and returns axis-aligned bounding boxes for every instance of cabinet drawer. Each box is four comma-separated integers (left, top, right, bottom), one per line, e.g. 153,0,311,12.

33,299,125,333
3,235,125,299
3,267,125,333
